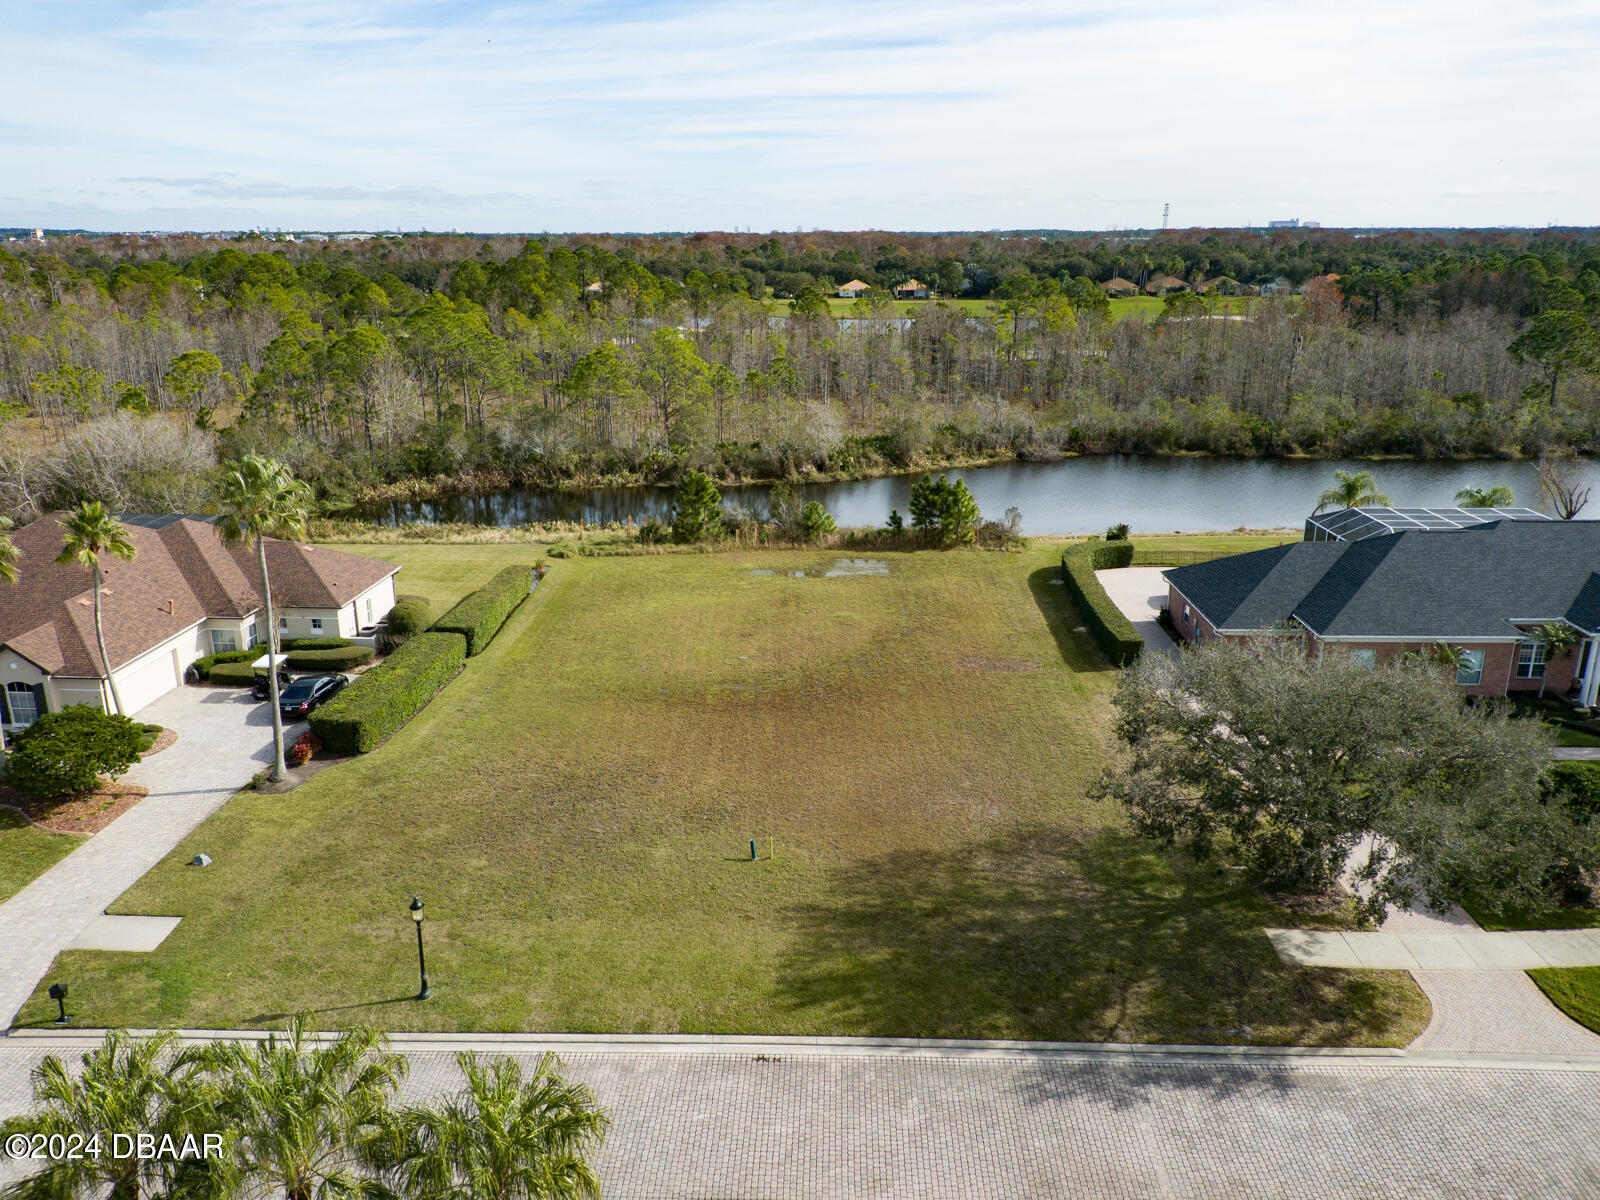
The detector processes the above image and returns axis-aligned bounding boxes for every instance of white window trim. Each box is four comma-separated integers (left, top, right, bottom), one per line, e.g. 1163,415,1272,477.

1515,640,1548,679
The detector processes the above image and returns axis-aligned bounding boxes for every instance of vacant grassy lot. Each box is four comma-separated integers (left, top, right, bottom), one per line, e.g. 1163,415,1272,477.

0,809,82,903
16,540,1425,1044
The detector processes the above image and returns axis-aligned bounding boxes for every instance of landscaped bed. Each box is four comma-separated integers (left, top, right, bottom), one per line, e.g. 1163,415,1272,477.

13,538,1426,1045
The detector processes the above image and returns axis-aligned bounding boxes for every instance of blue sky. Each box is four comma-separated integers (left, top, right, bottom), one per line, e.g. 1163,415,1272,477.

3,0,1597,232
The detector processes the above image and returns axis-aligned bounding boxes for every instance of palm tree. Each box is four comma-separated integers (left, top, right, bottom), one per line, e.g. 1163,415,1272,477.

191,1013,405,1200
1454,484,1515,508
376,1051,609,1200
0,518,17,762
1313,469,1391,514
0,1029,208,1200
216,455,314,781
55,502,136,716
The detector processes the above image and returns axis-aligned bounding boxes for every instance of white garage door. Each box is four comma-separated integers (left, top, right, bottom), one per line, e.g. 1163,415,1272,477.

114,647,182,717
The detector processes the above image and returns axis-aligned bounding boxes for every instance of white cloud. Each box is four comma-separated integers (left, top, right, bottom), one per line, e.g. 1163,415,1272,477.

1,0,1596,230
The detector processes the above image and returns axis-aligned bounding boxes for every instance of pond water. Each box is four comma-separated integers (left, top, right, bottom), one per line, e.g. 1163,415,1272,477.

366,455,1600,537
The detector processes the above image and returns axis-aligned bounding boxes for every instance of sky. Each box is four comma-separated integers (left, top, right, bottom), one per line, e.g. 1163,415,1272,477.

3,0,1597,233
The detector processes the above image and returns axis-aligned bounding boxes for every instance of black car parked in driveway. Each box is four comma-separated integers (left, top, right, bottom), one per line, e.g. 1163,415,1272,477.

278,674,348,720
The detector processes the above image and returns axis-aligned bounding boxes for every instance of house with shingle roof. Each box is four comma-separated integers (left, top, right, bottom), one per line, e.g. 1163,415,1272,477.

836,279,870,298
1163,515,1600,701
0,513,399,729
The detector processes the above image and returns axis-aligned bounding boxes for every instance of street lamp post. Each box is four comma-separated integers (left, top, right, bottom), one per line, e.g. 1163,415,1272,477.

410,896,431,1000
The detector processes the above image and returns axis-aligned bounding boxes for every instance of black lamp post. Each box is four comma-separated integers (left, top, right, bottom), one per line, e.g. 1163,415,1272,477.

48,982,69,1025
409,896,430,1000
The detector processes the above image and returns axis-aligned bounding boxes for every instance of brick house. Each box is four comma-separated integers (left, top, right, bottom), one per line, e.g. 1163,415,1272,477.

1163,513,1600,700
0,513,400,729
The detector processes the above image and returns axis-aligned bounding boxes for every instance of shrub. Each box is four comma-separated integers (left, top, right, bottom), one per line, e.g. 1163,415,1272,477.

1061,547,1144,667
190,648,258,679
280,637,354,651
5,705,145,796
207,662,258,686
1546,762,1600,822
288,730,322,766
285,645,374,672
1088,539,1135,569
884,509,905,535
431,566,533,656
386,597,432,638
638,518,671,545
909,474,980,545
798,501,836,540
1105,522,1130,541
671,471,722,542
136,722,162,753
309,632,467,754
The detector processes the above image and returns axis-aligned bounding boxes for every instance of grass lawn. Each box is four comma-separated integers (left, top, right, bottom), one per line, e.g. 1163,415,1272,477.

0,808,84,903
1555,727,1600,747
1529,968,1600,1035
14,541,1425,1045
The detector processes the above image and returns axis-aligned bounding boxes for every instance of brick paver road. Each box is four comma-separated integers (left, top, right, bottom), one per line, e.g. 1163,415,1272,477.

3,1037,1598,1199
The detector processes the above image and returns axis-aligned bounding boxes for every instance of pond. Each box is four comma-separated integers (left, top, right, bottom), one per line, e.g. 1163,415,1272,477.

365,455,1600,537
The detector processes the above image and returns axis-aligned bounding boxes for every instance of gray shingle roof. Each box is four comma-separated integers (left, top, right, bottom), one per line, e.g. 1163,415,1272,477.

1166,520,1600,640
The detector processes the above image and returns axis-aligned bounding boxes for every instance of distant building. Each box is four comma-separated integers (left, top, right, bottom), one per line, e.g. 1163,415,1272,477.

1143,272,1189,296
31,229,43,241
836,279,870,298
1099,276,1140,296
892,279,929,299
1267,219,1300,229
1195,275,1247,296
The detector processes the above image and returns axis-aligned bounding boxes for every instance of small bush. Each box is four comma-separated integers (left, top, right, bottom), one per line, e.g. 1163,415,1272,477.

280,637,354,651
1061,547,1144,667
798,501,836,540
207,662,258,686
909,474,980,545
884,509,905,535
308,631,467,754
1088,539,1135,569
672,471,723,543
6,705,145,796
638,518,671,545
288,730,322,766
431,566,533,656
285,645,374,672
1547,762,1600,822
386,597,432,638
190,648,258,679
1105,523,1130,541
136,722,162,753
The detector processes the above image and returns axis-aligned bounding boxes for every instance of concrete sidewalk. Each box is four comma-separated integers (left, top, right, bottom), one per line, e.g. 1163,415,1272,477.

0,687,297,1027
1265,926,1600,970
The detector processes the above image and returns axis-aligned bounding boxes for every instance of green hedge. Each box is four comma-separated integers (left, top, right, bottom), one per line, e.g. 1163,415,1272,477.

431,566,533,656
207,662,258,685
281,637,354,651
286,645,374,672
386,597,433,638
1061,547,1144,667
1087,539,1135,570
191,648,258,679
308,632,467,754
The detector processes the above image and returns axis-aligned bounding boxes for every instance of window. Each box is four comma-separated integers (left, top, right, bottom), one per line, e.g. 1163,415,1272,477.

1515,640,1547,679
309,617,324,633
5,682,38,727
247,621,262,649
1350,649,1376,670
210,629,238,654
1181,604,1191,627
1456,649,1485,687
365,598,374,622
278,616,288,631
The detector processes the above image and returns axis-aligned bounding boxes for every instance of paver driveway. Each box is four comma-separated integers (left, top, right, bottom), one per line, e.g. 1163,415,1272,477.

0,686,299,1027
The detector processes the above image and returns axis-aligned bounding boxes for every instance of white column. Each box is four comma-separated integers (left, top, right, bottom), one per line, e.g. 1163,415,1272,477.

1583,637,1600,708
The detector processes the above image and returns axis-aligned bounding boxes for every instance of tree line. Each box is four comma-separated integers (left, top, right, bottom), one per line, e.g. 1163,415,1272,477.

1,229,1599,520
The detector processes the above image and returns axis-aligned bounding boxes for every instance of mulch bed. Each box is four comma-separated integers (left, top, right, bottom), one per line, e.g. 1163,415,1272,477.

0,780,151,834
141,727,178,757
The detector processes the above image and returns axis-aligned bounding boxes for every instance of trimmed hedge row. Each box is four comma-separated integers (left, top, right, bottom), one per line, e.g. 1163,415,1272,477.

431,566,533,656
308,632,467,754
207,662,258,685
286,645,374,672
191,648,258,679
281,637,354,651
1087,539,1135,570
1061,547,1144,667
387,597,433,638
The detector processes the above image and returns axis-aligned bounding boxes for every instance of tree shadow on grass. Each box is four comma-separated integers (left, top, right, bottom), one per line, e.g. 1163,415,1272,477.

776,826,1418,1101
1027,566,1116,673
